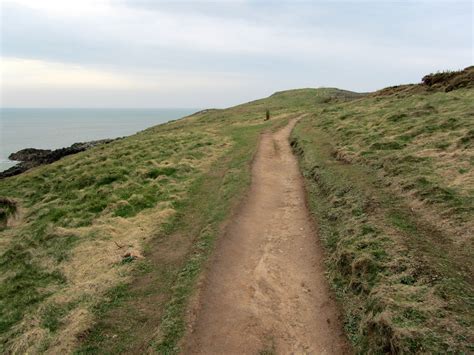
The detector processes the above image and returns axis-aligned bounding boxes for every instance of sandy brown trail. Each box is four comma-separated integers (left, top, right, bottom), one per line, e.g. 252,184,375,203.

183,119,351,354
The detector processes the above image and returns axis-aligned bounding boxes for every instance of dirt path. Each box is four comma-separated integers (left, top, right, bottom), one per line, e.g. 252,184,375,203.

183,119,351,354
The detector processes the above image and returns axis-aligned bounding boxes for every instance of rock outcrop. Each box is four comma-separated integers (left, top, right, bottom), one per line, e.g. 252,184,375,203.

1,139,115,179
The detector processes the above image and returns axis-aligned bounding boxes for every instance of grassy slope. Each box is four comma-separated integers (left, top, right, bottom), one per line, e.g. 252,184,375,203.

291,76,473,352
0,93,319,353
1,70,472,353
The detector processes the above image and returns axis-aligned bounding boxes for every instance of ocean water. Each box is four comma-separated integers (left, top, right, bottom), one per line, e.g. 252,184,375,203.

0,108,198,172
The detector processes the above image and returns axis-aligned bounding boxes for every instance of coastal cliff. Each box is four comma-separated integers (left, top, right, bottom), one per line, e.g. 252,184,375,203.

1,139,115,179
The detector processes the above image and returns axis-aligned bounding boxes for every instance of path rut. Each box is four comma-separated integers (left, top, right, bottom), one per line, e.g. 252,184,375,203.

183,119,351,354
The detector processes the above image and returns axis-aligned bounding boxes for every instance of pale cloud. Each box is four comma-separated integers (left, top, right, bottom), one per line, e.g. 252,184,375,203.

2,57,143,89
1,57,253,90
2,0,112,17
5,0,468,60
0,57,256,107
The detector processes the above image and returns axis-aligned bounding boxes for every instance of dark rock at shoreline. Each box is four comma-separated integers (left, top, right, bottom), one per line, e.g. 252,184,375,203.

1,139,116,179
9,148,52,163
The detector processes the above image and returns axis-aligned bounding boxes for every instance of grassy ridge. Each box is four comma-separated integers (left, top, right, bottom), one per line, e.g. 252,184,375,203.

0,117,229,352
291,79,473,352
0,96,305,353
75,123,269,354
2,67,472,353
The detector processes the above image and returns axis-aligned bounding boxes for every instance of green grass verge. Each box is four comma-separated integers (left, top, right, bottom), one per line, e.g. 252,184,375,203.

73,72,474,353
0,105,296,351
291,85,473,353
0,127,222,350
74,123,268,354
4,71,470,353
1,84,317,352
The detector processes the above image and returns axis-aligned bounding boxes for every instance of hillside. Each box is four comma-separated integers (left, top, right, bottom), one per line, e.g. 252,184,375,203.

291,67,473,353
0,67,473,353
0,95,314,353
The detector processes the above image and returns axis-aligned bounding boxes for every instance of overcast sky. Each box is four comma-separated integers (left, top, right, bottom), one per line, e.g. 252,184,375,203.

1,0,472,108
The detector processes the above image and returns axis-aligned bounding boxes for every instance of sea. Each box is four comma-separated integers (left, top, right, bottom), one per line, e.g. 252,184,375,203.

0,108,199,172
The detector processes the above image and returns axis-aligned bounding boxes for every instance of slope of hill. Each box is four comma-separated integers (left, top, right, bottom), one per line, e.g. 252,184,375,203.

0,91,342,353
1,67,472,353
291,67,473,353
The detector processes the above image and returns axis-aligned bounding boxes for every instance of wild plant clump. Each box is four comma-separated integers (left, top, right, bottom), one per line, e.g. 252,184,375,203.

265,109,270,121
0,197,17,227
422,66,474,92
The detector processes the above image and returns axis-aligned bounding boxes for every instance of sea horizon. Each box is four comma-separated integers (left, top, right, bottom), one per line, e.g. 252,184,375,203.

0,107,200,172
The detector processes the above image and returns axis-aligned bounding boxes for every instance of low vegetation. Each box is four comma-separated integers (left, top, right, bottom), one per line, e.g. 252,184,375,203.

0,198,17,228
291,67,473,353
1,67,472,353
0,94,307,353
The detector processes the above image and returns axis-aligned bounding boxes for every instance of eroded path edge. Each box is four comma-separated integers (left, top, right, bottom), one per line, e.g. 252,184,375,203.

183,118,351,354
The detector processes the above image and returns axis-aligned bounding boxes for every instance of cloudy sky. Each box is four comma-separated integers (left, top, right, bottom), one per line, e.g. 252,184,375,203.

1,0,472,108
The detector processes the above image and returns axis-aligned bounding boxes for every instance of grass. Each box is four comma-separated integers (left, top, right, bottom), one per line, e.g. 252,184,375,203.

0,126,225,352
75,123,268,354
1,67,472,353
0,90,311,353
291,79,473,353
